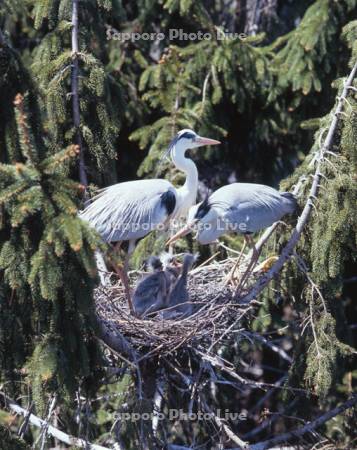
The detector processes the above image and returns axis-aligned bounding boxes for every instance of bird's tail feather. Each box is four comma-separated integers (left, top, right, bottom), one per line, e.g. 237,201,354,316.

281,192,298,214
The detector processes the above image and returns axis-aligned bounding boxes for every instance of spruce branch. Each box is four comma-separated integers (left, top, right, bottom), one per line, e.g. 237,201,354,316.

0,392,110,450
13,94,39,166
240,59,357,304
71,0,88,190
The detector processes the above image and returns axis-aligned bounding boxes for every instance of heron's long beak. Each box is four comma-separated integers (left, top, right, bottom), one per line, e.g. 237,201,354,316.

195,136,221,147
166,223,195,246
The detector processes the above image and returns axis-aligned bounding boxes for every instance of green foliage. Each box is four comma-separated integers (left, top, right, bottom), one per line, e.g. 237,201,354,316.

0,88,102,412
1,0,357,447
304,312,353,397
272,0,357,99
29,0,122,184
278,23,357,400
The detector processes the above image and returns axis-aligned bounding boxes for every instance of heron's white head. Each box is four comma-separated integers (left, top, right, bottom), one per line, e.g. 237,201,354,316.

166,197,218,245
166,129,220,162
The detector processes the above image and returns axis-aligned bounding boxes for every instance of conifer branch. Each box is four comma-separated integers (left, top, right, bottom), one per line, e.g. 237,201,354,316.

0,392,110,450
71,0,88,189
240,59,357,304
13,94,38,165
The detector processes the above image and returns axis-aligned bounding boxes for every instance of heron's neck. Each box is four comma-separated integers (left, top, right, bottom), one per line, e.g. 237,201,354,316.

171,145,198,212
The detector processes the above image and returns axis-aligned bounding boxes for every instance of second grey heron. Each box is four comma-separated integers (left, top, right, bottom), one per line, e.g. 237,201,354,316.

166,183,297,289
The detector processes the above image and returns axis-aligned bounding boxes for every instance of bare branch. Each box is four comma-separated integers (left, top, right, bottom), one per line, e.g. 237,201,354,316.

0,392,110,450
152,368,165,438
201,397,249,449
0,28,5,46
246,395,357,450
244,332,293,363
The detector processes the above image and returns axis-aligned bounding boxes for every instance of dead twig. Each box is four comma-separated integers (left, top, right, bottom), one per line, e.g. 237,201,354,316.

0,391,110,450
246,395,357,450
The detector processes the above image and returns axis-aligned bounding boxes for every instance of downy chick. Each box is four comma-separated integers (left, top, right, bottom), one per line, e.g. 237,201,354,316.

133,254,180,317
163,253,196,319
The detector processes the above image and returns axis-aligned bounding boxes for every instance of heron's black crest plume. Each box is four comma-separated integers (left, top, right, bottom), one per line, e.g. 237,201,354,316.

179,131,196,140
160,131,196,166
195,195,211,220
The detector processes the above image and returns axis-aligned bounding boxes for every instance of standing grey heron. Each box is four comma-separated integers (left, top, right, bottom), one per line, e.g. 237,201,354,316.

79,129,220,312
166,183,297,289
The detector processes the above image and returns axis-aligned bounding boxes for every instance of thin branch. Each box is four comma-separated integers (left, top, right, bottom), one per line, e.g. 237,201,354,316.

38,395,57,450
243,397,298,441
245,332,293,363
71,0,88,189
152,368,165,438
18,402,33,439
200,397,249,449
240,60,357,304
246,395,357,450
0,392,110,450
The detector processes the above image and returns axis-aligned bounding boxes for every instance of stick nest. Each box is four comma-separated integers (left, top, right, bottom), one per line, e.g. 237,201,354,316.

95,257,258,357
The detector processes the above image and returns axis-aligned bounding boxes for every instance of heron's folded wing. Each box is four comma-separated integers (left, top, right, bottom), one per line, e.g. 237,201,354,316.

79,179,177,242
222,189,289,233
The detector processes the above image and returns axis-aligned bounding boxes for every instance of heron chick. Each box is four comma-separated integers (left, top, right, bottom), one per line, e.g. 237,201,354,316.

133,253,180,318
163,253,197,319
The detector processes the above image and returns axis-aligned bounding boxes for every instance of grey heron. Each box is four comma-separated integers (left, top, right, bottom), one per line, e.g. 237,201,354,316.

133,254,181,317
166,183,297,289
163,253,196,319
79,129,220,312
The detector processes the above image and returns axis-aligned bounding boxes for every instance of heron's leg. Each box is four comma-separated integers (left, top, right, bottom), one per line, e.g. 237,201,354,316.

224,239,247,286
234,235,260,297
121,240,137,315
110,241,135,315
113,264,135,315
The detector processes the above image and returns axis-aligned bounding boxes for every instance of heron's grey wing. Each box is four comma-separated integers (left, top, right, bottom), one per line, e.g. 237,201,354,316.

79,179,177,242
219,184,293,233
